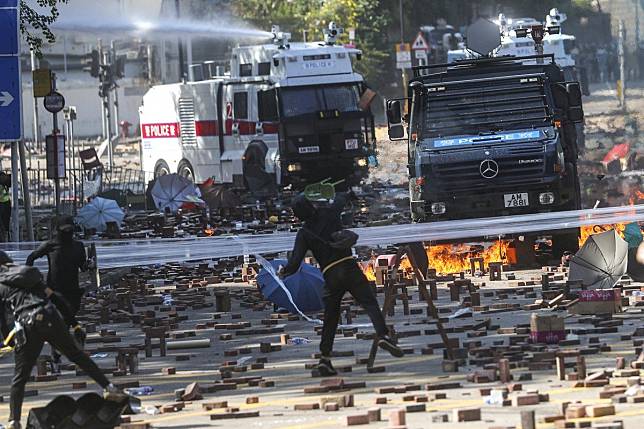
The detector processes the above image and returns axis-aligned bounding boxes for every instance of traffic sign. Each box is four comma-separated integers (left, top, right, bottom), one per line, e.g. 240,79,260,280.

44,91,66,114
415,50,428,60
0,1,22,142
395,43,412,69
0,6,19,55
412,32,429,51
33,69,52,98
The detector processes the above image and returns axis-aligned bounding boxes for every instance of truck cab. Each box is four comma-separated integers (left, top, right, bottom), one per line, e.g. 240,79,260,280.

139,23,376,194
387,19,584,254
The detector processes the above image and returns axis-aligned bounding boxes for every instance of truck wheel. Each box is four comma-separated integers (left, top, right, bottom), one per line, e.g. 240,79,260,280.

243,141,276,196
552,229,580,260
178,160,195,182
154,160,171,179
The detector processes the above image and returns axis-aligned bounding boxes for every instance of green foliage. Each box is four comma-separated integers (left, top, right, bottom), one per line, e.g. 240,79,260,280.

19,0,68,58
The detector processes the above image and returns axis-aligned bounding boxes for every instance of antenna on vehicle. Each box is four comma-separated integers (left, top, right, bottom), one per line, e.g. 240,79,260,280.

271,25,291,49
324,22,343,45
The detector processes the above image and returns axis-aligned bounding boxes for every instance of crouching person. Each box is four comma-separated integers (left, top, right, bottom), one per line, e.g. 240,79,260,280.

281,194,403,377
0,251,124,429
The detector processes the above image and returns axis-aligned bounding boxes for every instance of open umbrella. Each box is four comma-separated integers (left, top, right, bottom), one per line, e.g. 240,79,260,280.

76,197,124,232
256,259,325,314
151,174,204,213
569,229,628,289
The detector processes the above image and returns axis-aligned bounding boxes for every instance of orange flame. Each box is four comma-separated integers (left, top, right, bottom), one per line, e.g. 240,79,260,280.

204,228,215,236
395,241,510,276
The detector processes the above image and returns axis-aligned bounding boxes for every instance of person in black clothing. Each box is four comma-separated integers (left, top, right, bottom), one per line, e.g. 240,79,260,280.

281,193,403,376
26,216,89,349
0,251,123,429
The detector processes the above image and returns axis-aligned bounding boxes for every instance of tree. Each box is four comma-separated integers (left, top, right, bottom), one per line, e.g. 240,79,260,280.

20,0,68,57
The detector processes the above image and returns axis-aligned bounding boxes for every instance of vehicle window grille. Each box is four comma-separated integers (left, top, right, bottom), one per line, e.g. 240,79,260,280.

422,74,550,137
178,97,197,145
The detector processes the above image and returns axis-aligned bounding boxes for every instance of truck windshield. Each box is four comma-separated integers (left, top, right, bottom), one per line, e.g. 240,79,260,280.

280,84,360,117
420,74,551,143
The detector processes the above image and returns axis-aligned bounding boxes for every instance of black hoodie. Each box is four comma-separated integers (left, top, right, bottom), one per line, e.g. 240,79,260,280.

0,263,48,318
26,231,87,294
283,193,350,276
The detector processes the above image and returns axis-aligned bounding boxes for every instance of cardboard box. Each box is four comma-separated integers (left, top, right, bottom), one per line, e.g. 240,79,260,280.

530,313,565,344
571,289,622,315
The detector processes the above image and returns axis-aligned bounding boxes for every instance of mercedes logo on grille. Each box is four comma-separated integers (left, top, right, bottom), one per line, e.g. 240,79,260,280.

479,159,499,179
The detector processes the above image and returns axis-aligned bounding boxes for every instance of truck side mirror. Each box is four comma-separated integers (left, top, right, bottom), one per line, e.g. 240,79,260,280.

566,82,583,123
566,82,582,107
387,100,402,124
568,106,584,123
386,99,406,140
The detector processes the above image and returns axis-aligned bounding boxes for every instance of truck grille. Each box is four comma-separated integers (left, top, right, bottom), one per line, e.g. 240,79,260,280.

432,146,546,192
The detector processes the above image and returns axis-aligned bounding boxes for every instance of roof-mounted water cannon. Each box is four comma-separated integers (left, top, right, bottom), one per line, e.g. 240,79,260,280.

271,25,291,49
465,18,501,57
547,8,567,26
324,22,343,45
545,8,564,36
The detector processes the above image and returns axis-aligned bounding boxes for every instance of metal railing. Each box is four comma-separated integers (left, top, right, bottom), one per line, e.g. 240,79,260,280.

26,164,147,210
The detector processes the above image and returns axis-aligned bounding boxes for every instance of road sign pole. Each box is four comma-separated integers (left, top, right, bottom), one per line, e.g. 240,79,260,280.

51,74,61,215
30,50,40,158
18,140,33,241
10,143,19,241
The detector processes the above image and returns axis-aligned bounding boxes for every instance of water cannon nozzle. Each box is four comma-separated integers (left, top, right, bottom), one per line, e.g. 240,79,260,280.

324,21,344,45
271,25,291,48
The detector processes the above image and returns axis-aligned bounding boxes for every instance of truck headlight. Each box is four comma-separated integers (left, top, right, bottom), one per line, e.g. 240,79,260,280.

356,158,368,167
286,163,302,172
431,202,446,214
539,192,555,205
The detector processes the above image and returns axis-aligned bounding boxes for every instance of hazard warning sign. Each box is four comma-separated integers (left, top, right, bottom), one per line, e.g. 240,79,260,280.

412,32,429,51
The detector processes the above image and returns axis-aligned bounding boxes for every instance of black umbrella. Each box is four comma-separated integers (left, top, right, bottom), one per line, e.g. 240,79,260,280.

569,229,628,290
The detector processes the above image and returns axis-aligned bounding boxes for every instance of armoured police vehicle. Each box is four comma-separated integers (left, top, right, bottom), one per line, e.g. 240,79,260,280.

387,18,584,255
139,23,376,193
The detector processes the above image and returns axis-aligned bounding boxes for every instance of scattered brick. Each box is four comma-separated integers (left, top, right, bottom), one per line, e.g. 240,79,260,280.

585,404,615,418
344,414,369,426
453,408,481,422
388,408,406,426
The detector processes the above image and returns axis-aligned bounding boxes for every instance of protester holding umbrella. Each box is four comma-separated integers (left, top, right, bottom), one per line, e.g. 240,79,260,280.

26,216,90,360
281,193,403,377
0,251,125,429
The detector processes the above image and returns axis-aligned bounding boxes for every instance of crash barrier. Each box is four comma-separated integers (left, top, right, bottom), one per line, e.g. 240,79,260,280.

25,166,147,209
3,204,644,269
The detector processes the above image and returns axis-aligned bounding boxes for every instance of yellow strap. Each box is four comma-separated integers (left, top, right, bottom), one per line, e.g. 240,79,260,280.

3,327,16,346
322,256,355,275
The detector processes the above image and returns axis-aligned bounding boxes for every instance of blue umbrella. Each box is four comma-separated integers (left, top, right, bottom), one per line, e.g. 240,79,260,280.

256,259,325,314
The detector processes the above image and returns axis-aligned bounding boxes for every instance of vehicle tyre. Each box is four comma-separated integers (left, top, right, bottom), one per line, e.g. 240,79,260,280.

552,228,580,260
243,141,276,197
154,160,171,179
178,160,195,182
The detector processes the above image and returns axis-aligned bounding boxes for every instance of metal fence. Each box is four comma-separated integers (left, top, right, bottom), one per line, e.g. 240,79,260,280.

26,165,147,210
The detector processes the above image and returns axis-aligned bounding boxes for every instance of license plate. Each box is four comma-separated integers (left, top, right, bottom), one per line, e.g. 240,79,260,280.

504,193,529,208
298,146,320,154
345,138,359,150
